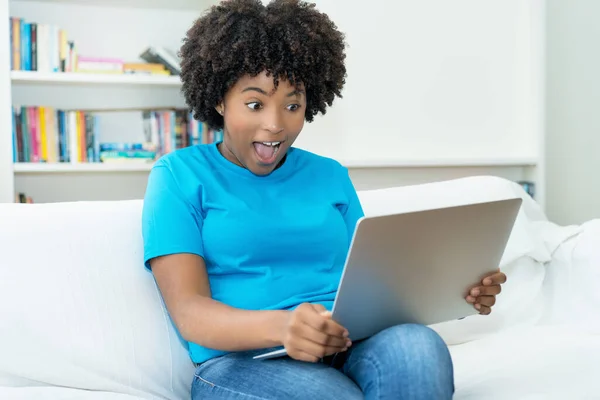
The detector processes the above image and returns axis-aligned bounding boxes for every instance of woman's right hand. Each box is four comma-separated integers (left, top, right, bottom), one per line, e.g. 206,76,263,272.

280,303,352,362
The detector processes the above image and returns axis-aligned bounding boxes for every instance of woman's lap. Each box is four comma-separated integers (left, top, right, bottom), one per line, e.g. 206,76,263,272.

343,323,454,399
192,348,362,400
191,323,454,400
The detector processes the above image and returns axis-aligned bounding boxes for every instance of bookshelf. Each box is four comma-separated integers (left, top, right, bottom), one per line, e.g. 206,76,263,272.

2,0,217,203
11,70,182,86
14,162,154,173
11,0,209,10
12,157,538,174
1,0,546,208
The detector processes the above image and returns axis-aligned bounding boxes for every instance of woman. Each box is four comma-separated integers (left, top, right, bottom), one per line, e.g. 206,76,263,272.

142,0,506,398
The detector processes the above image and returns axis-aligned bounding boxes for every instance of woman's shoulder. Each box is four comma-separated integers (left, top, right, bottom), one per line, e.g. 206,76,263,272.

152,144,213,175
145,145,216,209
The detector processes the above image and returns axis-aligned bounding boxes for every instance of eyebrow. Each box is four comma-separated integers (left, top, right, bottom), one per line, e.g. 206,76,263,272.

241,87,268,95
287,89,305,97
240,87,305,97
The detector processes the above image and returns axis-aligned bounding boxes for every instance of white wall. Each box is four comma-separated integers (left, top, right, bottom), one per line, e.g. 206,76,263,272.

297,0,541,165
545,0,600,225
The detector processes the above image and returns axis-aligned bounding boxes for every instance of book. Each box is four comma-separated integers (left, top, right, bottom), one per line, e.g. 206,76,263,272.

9,17,74,72
8,17,175,76
76,56,124,74
517,181,535,199
123,62,169,75
139,47,181,75
15,192,34,203
11,107,223,164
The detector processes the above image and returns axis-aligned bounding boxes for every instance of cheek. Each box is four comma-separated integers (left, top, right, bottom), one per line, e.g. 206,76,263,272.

286,113,305,135
225,112,258,140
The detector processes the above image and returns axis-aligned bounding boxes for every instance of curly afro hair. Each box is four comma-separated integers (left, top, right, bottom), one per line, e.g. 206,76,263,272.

179,0,347,130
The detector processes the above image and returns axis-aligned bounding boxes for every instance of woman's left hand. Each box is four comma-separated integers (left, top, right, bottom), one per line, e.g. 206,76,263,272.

465,269,507,315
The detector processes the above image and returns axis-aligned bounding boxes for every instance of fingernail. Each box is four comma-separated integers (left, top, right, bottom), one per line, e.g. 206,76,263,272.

343,331,349,337
346,340,352,347
475,303,481,310
483,278,492,285
466,296,475,303
471,288,480,296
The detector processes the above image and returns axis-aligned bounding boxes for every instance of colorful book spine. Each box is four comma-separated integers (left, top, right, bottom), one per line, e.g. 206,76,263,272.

12,109,17,163
9,16,74,72
12,107,222,164
77,56,124,74
15,192,34,203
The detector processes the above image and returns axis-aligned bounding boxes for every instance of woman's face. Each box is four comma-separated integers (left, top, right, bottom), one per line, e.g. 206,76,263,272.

217,71,306,176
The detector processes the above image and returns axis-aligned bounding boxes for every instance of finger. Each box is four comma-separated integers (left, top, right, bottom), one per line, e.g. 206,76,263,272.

290,337,347,360
288,348,320,363
299,321,350,349
476,295,496,308
469,284,502,297
482,271,507,286
302,310,348,339
475,304,492,315
320,313,350,338
321,319,349,338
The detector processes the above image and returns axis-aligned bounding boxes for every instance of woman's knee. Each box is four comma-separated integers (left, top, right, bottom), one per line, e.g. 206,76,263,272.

344,324,454,398
375,323,452,367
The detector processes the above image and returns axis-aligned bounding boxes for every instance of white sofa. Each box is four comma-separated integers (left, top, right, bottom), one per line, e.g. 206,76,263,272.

1,176,599,399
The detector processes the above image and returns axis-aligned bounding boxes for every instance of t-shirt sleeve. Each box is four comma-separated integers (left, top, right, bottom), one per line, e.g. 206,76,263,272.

142,164,204,269
339,166,365,241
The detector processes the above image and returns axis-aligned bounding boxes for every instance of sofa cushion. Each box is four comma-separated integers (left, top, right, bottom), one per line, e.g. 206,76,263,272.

0,200,194,400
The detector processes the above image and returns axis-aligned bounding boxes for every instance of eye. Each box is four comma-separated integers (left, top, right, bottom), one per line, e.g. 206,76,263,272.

246,102,262,111
287,104,301,112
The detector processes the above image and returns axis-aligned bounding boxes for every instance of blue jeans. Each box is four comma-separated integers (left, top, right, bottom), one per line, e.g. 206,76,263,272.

191,323,454,399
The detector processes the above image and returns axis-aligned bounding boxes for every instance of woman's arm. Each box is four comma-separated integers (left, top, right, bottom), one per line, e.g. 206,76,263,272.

151,253,349,358
150,253,288,351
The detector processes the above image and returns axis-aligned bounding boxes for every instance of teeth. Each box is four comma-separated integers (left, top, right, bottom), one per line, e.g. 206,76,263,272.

261,141,280,146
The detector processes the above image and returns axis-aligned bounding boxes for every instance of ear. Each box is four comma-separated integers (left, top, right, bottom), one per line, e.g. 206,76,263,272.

215,103,224,116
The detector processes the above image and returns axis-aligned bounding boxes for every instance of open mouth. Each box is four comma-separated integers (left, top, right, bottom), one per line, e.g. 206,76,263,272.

253,141,282,165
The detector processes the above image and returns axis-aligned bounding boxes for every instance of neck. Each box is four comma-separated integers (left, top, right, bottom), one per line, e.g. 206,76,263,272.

217,141,244,168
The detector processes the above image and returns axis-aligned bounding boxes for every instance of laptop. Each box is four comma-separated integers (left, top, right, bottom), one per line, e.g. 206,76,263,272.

253,197,522,360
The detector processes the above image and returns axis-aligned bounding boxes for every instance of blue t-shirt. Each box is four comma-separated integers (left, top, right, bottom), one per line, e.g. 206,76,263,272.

142,142,364,363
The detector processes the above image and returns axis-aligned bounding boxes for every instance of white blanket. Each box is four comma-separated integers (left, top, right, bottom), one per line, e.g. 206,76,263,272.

451,325,600,400
0,387,145,400
537,219,600,332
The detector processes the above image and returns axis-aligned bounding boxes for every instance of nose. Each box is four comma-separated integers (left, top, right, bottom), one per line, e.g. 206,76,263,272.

263,108,284,135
